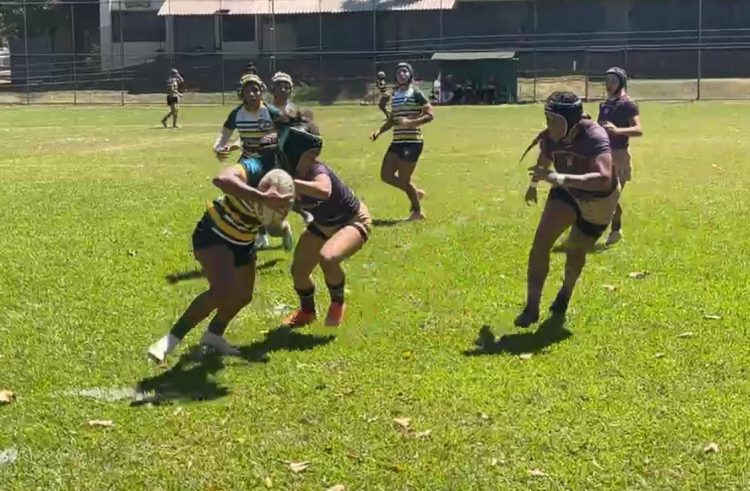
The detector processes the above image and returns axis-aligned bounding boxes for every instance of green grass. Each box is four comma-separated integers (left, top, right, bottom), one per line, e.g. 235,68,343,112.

1,102,750,490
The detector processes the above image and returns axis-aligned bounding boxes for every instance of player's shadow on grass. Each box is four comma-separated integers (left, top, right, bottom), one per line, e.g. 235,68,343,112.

237,327,336,363
372,218,407,227
132,347,230,406
464,315,573,357
165,259,284,284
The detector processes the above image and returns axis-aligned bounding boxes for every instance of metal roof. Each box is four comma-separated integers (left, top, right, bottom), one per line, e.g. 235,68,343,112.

431,51,517,61
158,0,456,16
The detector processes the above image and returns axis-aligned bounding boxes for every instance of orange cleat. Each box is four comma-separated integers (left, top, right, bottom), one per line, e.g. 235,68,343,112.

325,302,346,327
281,309,317,328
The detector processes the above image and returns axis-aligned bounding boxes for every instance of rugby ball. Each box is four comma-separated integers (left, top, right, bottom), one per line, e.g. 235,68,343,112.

258,169,295,226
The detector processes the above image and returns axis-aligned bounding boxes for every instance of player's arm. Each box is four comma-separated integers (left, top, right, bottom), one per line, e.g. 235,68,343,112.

213,166,291,209
524,152,551,205
371,119,395,141
533,152,613,192
615,114,642,137
293,173,332,200
213,127,236,161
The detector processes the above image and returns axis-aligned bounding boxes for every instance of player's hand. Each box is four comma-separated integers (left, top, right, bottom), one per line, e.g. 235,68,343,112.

215,146,231,162
261,190,294,210
260,133,278,145
528,164,551,181
601,122,619,134
529,165,564,186
524,186,538,205
370,131,380,142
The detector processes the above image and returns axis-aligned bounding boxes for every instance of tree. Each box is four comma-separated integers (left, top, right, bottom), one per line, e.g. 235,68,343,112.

0,1,69,45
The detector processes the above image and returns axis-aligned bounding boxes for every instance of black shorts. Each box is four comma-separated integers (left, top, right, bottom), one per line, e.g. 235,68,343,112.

548,187,608,240
387,142,424,163
167,95,179,106
191,214,256,267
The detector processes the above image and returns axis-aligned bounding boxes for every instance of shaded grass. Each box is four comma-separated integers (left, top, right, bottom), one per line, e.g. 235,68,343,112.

1,103,750,489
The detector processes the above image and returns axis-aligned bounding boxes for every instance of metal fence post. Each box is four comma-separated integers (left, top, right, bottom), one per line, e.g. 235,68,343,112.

71,2,77,105
697,0,703,100
372,0,377,84
119,0,125,106
533,49,537,103
22,0,30,104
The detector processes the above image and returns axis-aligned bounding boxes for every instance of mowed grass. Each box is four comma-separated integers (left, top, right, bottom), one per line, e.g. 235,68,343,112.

1,101,750,490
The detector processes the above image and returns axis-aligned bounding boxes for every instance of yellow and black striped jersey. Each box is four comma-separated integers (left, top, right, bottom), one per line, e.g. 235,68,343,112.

206,154,277,245
223,103,281,159
390,86,429,143
167,77,180,96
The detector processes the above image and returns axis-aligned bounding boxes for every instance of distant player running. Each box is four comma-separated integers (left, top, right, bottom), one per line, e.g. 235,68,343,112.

277,119,372,328
598,67,643,246
161,68,184,128
516,91,620,327
371,63,434,221
146,79,293,362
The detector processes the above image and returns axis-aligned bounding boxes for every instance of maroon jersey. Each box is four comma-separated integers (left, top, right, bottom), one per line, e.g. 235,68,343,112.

598,94,639,149
541,120,615,199
298,163,360,226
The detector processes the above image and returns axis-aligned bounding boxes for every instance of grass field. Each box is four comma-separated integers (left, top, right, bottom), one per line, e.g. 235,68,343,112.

1,102,750,490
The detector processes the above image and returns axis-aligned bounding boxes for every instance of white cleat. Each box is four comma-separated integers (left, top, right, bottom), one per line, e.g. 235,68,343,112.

605,230,623,246
255,233,270,250
147,333,181,363
200,332,241,357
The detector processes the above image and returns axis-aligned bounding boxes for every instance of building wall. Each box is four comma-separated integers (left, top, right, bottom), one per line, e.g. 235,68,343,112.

100,0,171,70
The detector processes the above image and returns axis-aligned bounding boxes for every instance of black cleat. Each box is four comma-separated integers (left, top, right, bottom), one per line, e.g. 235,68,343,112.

550,288,570,316
514,306,540,328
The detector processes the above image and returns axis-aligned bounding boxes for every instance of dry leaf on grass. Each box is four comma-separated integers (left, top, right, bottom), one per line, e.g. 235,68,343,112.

288,461,310,474
393,417,411,430
263,476,273,488
415,430,432,439
628,271,649,279
703,314,721,320
519,353,533,360
172,407,184,416
704,442,720,454
88,419,114,428
602,284,617,291
529,468,547,477
677,332,694,338
0,390,15,405
489,458,499,467
326,486,346,491
479,412,490,420
0,448,18,466
655,352,666,358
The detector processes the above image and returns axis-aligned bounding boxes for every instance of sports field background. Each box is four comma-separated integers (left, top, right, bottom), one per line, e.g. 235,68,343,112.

1,102,749,489
6,76,750,105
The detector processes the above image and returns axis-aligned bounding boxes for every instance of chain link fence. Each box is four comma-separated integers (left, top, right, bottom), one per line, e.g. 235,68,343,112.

2,0,750,105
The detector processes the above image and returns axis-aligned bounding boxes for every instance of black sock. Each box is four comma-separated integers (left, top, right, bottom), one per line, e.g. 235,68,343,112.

296,287,316,313
207,318,228,336
169,317,192,340
327,279,345,305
